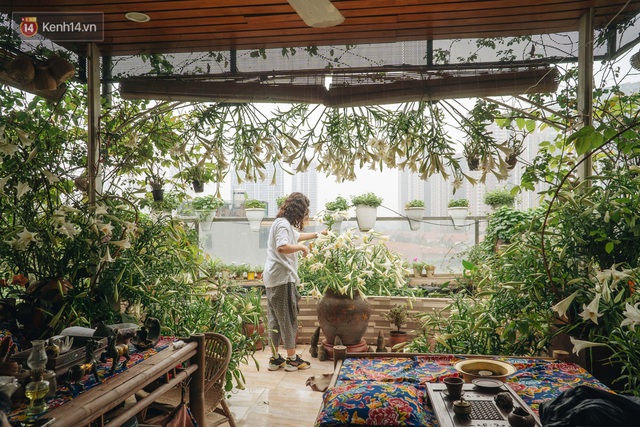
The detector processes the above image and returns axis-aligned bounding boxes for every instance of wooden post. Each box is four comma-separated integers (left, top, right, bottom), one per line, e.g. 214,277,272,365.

188,333,206,427
577,8,594,182
86,42,102,204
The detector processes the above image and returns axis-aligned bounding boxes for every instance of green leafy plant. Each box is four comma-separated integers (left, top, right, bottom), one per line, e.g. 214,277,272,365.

351,192,383,207
276,195,288,208
192,195,225,211
405,199,425,208
325,196,350,211
448,198,469,208
484,188,515,208
245,199,266,209
384,304,410,333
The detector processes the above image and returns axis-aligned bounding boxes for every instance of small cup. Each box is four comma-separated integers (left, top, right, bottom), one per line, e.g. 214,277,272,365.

443,376,464,399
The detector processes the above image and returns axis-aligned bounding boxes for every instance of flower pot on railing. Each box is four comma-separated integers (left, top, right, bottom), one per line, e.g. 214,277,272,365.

404,207,424,231
197,210,216,232
355,205,377,232
245,208,265,232
448,207,468,229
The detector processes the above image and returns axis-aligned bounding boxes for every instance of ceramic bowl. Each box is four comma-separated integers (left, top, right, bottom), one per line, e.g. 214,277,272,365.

454,359,517,382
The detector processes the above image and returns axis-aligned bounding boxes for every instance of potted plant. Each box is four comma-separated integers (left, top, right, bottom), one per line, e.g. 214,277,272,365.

236,287,266,350
484,188,515,211
424,264,436,277
411,259,426,278
351,192,383,232
324,196,350,233
147,172,165,202
384,304,411,351
180,163,216,193
299,229,412,357
448,198,469,229
404,199,425,231
244,199,266,232
192,195,225,231
276,194,288,210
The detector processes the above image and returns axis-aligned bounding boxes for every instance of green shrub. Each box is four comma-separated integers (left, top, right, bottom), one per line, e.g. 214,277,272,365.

192,195,225,211
448,198,469,208
405,199,425,208
245,199,266,209
325,196,350,211
484,188,515,208
351,192,383,207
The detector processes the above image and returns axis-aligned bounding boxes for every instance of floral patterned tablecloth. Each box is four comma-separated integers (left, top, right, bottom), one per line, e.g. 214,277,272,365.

315,355,608,427
8,336,174,424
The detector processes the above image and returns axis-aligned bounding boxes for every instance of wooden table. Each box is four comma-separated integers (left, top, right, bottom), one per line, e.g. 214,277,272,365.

41,334,206,427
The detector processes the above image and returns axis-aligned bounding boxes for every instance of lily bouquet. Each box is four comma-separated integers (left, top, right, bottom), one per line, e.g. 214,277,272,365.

552,263,640,392
299,228,411,299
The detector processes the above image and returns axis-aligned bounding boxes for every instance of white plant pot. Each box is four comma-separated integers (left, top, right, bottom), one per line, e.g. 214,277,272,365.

246,208,265,232
325,209,343,233
448,207,468,229
197,210,216,232
355,205,377,232
404,207,424,231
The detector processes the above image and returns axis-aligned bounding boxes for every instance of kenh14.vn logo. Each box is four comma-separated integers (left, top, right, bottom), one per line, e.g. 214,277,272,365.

20,16,38,37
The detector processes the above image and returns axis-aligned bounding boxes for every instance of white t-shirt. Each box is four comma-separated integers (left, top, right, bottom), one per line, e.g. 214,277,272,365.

263,217,301,288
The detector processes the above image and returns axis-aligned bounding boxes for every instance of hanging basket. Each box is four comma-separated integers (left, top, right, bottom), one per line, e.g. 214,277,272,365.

46,56,75,84
33,66,57,91
6,56,35,84
192,180,204,193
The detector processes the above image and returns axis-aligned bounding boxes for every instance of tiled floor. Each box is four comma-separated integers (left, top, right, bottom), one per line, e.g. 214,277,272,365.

209,345,335,426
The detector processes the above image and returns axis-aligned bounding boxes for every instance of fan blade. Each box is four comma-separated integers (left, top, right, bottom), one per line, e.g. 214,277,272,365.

287,0,345,28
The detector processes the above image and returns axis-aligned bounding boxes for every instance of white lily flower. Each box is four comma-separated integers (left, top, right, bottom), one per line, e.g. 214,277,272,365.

16,182,31,199
111,239,132,249
570,336,608,356
56,222,79,238
95,205,109,215
13,227,38,250
101,246,115,263
97,222,114,235
0,176,9,195
620,302,640,331
15,129,32,147
42,170,59,184
0,143,19,157
579,294,603,325
310,288,323,299
551,290,580,320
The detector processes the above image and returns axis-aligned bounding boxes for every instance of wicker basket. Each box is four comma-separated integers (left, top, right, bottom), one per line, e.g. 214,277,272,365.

33,66,57,90
6,56,35,84
47,55,75,83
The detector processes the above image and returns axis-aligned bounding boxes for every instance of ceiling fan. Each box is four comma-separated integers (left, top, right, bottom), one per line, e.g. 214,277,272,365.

287,0,345,28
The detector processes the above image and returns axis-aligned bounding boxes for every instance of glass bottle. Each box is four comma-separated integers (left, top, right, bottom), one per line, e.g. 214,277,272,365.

27,340,48,371
25,371,50,415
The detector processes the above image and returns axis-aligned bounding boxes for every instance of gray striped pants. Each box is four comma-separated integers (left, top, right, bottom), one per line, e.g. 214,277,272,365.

266,282,300,350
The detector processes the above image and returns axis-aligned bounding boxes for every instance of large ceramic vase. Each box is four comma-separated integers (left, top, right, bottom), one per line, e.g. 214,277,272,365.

317,289,371,348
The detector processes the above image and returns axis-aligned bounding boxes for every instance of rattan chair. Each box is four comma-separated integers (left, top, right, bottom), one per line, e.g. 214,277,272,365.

203,332,237,427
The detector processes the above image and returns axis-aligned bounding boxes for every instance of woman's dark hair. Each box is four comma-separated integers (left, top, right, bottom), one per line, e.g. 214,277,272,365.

277,192,309,230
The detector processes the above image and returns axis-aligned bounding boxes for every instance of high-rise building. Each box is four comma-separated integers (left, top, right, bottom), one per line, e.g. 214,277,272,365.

292,162,319,216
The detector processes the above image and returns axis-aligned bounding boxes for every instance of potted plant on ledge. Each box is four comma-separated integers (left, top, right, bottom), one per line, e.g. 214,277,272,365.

404,199,425,231
447,198,469,229
324,196,350,233
192,195,225,232
245,199,267,232
351,192,383,232
484,188,515,211
384,304,411,351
